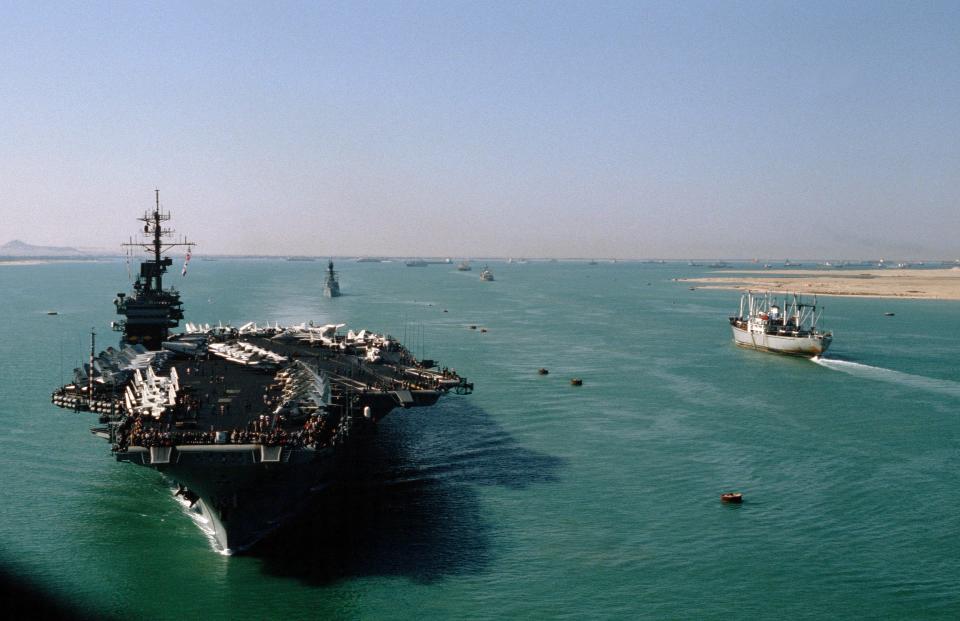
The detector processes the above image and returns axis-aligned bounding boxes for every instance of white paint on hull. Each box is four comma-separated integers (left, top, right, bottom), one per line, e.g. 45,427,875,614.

732,325,831,357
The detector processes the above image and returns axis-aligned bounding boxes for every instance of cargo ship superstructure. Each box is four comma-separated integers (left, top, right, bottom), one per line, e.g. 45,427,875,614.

51,193,472,553
729,291,832,357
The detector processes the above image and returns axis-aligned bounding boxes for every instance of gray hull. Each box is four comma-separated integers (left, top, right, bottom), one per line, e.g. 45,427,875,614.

121,444,336,553
731,325,831,357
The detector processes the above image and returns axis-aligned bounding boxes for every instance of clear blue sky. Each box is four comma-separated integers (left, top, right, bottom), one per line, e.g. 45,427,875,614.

1,1,958,259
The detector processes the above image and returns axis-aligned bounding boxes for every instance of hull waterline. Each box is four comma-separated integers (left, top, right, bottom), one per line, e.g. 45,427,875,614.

731,325,831,357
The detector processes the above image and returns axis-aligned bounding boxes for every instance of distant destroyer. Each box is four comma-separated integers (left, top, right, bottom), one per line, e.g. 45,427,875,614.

729,291,832,357
323,259,340,297
50,192,471,553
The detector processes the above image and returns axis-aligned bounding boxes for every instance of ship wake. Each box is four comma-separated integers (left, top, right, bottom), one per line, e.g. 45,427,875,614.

813,357,960,398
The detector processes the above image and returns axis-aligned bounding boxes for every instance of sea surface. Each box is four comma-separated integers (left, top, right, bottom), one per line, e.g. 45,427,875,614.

1,260,958,619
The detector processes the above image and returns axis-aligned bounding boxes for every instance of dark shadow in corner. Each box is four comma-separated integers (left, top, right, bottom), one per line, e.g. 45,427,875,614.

0,566,112,621
250,399,564,585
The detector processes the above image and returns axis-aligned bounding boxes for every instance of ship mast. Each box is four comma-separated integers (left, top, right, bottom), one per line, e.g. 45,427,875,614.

123,189,194,293
88,328,96,405
114,190,195,349
152,189,163,291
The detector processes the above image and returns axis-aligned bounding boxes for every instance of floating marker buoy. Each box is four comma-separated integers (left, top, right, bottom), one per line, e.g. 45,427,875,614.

538,368,549,375
570,378,583,386
721,492,743,504
443,309,448,313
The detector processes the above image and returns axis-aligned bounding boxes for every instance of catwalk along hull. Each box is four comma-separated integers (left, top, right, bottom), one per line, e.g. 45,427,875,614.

114,388,444,553
731,324,831,356
108,361,447,553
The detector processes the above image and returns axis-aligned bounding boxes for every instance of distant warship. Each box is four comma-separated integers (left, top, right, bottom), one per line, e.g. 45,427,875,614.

51,192,472,553
323,259,340,297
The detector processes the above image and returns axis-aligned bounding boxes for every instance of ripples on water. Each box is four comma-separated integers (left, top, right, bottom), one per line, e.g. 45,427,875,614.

1,261,959,619
813,356,960,398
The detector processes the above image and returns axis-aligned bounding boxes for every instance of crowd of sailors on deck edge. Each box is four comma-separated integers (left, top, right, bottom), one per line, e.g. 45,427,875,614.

113,412,337,451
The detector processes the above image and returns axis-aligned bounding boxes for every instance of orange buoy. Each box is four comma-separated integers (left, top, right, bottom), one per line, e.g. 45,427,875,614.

721,492,743,504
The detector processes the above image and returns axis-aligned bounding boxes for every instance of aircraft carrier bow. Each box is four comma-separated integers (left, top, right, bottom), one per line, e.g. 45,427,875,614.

50,192,472,553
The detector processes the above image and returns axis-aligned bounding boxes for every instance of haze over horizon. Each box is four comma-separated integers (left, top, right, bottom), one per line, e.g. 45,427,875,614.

1,1,958,259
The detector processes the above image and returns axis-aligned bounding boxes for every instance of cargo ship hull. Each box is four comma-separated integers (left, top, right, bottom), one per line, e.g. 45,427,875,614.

731,324,831,357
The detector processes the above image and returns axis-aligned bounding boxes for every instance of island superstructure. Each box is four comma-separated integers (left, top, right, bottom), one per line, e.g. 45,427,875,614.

50,193,472,553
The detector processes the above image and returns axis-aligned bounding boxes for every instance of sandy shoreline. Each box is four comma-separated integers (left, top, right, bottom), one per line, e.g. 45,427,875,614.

0,258,115,266
681,268,960,300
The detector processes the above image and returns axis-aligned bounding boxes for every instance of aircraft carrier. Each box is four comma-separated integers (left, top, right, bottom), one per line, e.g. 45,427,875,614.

50,192,472,553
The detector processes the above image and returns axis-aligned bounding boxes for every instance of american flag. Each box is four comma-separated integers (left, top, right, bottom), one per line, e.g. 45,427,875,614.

182,249,192,276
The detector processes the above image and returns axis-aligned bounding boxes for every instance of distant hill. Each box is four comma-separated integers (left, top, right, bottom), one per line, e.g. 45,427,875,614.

0,239,87,257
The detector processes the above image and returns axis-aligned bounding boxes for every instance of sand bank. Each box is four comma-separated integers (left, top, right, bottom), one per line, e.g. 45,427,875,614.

681,268,960,300
0,259,53,266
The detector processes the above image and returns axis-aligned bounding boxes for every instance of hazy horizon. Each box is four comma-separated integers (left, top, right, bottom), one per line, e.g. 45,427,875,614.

2,2,958,259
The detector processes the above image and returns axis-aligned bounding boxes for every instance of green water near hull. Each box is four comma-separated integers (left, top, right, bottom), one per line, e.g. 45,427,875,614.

1,260,958,619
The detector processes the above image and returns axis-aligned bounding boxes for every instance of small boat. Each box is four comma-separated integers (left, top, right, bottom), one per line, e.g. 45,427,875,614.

457,261,472,271
729,291,832,357
570,378,583,386
405,259,429,267
480,266,494,281
537,368,549,375
884,312,895,316
46,311,58,315
721,492,743,504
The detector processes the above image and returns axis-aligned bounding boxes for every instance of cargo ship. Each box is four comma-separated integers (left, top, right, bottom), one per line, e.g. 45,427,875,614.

729,291,832,357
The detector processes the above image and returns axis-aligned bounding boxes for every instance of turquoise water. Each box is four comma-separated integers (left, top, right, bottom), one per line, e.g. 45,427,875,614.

1,260,959,619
